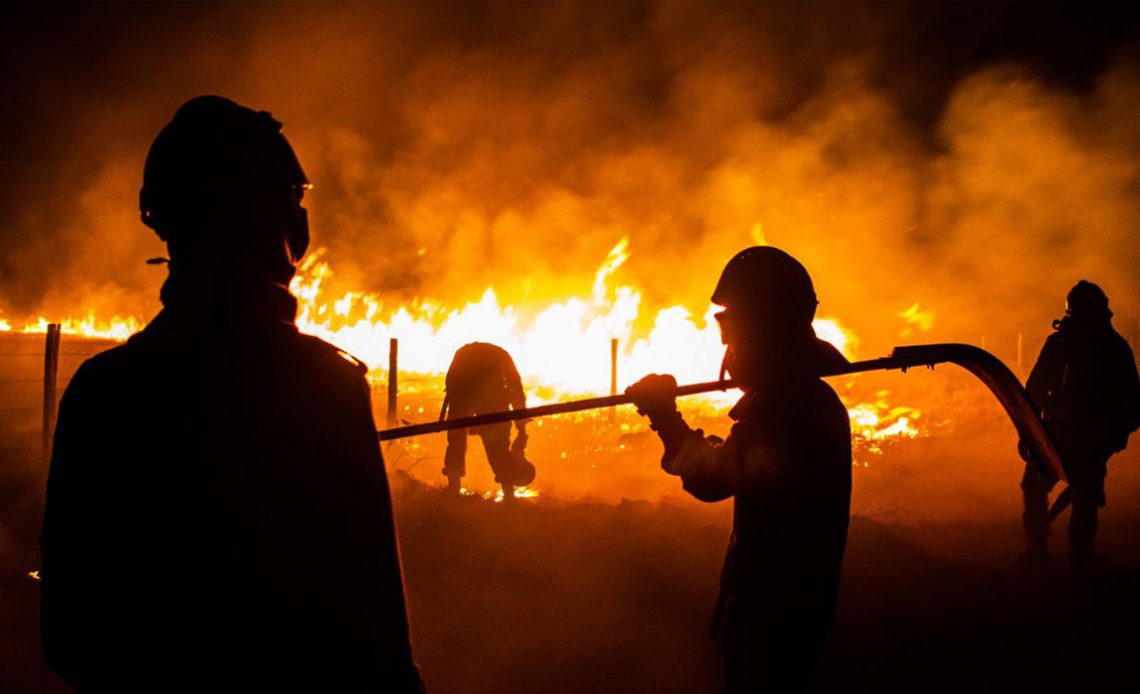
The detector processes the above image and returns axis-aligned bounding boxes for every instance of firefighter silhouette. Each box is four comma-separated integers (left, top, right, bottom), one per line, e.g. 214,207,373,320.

440,342,534,500
626,247,852,692
41,96,422,691
1020,280,1140,572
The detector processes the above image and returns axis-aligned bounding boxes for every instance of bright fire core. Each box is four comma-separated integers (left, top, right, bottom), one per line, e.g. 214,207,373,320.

1,239,923,452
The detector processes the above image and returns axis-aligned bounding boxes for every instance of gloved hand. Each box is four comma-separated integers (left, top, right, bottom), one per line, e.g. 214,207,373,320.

625,374,679,422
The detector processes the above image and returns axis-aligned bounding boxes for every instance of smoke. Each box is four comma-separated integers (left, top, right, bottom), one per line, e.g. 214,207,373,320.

925,64,1140,338
1,2,1139,354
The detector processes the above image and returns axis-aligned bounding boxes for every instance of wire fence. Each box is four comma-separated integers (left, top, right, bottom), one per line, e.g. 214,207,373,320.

0,327,120,450
11,316,1131,460
1,329,452,464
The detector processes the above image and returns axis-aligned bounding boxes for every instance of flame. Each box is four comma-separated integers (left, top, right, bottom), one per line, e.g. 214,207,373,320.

812,317,857,360
2,238,923,473
898,302,935,337
750,222,767,246
849,400,921,441
2,314,142,341
286,241,921,459
459,486,540,502
290,244,862,399
592,236,630,303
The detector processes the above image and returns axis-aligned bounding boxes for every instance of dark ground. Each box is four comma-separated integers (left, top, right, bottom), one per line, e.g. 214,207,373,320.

4,440,1140,693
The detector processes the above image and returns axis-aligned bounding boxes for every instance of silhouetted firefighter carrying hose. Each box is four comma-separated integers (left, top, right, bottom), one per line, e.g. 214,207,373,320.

379,345,1064,482
380,245,1064,692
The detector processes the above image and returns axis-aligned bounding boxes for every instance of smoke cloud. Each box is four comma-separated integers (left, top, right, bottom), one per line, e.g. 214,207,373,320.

1,2,1139,355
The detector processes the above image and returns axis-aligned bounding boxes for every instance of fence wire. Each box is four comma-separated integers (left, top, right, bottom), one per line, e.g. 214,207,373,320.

1,331,118,441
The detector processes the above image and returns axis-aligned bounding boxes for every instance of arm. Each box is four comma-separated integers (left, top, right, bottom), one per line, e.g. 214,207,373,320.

657,410,799,503
655,412,743,502
628,376,808,504
626,375,744,503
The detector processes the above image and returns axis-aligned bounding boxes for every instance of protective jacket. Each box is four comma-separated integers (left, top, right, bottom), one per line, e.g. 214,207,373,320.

654,338,851,692
442,342,525,418
41,279,422,692
1026,316,1140,461
440,342,526,487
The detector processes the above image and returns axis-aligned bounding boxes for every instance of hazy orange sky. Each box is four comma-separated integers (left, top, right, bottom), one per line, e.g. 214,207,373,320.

1,2,1138,355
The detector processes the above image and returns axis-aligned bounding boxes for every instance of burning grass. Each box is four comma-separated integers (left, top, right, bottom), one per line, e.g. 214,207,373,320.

1,239,927,456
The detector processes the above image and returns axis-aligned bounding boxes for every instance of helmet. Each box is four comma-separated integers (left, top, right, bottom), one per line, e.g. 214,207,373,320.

139,95,309,245
1066,280,1112,319
711,246,818,326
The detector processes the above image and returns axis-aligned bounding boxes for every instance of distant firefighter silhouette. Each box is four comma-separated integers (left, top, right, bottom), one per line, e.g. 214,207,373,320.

1019,280,1140,573
439,342,534,500
626,247,851,693
40,96,422,691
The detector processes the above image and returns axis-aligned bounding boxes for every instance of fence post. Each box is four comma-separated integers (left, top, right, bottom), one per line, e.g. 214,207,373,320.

609,338,618,422
387,338,398,427
43,323,61,457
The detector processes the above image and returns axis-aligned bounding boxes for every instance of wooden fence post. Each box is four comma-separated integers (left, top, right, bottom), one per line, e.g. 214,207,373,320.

43,323,61,456
387,338,398,427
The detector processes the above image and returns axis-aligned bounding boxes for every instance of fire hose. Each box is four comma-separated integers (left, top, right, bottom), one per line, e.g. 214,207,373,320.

378,343,1066,484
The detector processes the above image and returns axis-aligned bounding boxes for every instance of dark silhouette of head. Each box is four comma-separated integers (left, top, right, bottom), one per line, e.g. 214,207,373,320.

139,96,310,287
712,246,819,386
1065,280,1112,321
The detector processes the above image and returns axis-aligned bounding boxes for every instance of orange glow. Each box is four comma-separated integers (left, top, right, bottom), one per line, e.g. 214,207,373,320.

848,395,922,448
287,239,920,447
3,239,922,448
290,240,864,399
